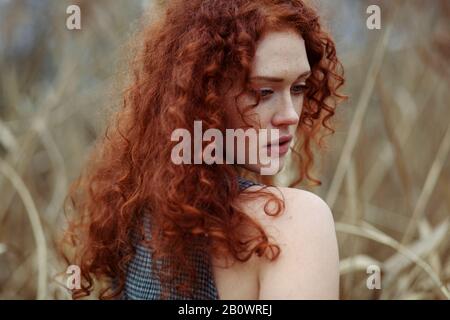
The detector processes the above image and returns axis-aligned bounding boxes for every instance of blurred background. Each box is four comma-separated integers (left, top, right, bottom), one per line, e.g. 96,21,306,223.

0,0,448,299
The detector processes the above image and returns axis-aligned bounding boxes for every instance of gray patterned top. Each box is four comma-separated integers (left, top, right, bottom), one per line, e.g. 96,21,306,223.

121,176,260,300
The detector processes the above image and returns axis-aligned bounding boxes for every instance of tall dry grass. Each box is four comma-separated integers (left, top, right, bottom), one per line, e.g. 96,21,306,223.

0,0,448,299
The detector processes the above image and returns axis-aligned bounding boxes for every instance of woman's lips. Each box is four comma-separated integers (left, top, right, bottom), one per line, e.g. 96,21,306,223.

265,135,293,156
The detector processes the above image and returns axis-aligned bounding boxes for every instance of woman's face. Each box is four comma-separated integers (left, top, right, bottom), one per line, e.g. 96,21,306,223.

224,28,311,175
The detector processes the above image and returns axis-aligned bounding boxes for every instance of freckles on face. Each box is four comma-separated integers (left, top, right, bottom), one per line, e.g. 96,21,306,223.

226,28,311,132
223,28,312,174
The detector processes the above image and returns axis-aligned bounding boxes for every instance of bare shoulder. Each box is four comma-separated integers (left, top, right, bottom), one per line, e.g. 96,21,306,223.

237,185,340,299
238,185,336,238
274,187,337,234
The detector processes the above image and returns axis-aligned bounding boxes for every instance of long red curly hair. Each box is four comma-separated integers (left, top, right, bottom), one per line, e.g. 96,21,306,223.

61,0,346,299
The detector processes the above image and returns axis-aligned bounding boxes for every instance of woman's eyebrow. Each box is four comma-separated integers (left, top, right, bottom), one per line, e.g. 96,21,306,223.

250,70,312,82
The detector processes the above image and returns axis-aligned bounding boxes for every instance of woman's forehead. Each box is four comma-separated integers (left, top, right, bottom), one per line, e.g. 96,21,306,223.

251,29,310,82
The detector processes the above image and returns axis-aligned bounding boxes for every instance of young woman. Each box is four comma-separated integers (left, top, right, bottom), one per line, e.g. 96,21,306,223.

62,0,346,300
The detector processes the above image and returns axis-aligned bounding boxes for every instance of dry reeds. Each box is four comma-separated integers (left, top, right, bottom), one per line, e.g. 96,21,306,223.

0,0,448,299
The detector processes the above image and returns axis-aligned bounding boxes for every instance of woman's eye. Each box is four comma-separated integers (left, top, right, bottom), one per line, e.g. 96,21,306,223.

259,88,274,98
291,84,307,95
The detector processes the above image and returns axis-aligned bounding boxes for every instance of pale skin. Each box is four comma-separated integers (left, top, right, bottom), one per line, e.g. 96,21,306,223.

212,28,340,299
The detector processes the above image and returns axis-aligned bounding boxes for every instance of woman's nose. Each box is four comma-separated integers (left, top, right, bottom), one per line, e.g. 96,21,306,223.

271,94,301,128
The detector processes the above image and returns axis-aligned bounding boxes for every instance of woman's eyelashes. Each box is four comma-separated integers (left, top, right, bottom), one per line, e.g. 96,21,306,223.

291,83,308,95
259,88,274,97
